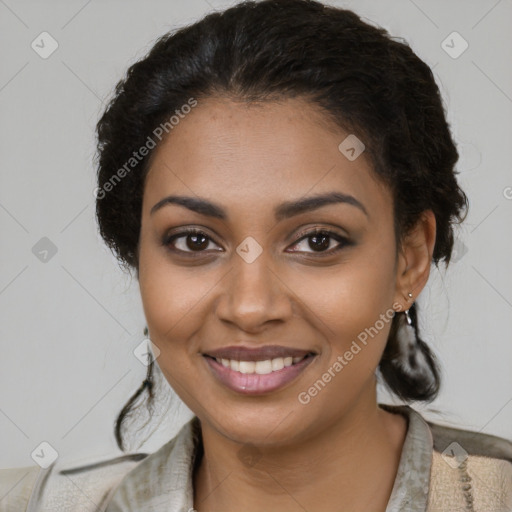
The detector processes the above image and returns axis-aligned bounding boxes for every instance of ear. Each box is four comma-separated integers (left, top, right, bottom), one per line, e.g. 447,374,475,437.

393,210,436,312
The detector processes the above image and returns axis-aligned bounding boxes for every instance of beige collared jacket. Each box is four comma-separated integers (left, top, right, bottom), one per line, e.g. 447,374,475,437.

1,405,512,511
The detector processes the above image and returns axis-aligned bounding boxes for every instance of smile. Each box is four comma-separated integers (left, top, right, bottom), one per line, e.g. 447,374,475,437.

213,355,307,374
203,353,316,395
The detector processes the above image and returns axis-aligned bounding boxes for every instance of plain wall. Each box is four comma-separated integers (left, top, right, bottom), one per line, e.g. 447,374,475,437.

1,0,511,468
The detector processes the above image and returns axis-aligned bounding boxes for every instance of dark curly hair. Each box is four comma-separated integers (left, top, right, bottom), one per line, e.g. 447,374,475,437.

94,0,469,451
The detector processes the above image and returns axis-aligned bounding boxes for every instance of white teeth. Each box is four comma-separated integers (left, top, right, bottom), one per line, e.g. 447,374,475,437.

271,358,284,371
238,361,256,374
255,360,273,374
215,355,307,374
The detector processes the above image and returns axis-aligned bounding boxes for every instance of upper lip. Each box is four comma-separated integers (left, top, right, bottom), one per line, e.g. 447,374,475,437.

204,345,316,361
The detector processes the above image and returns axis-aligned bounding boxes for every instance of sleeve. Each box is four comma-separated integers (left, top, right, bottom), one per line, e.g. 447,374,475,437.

0,466,41,512
428,451,512,511
467,455,512,511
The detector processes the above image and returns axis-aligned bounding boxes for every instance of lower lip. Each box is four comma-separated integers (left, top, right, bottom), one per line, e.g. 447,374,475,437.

203,355,316,395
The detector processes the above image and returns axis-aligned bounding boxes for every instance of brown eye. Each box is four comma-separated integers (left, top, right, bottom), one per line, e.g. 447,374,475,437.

184,232,209,251
307,232,331,252
288,229,351,254
164,229,221,253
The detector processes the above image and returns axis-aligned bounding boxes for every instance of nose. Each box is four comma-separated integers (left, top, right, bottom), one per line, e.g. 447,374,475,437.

215,251,294,332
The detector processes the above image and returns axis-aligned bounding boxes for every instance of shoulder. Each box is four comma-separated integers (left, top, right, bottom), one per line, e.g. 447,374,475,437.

427,419,512,463
0,465,41,512
425,418,512,511
0,418,199,512
105,418,201,509
0,453,148,512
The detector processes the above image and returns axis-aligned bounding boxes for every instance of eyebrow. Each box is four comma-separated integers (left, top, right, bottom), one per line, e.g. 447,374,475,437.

150,191,368,220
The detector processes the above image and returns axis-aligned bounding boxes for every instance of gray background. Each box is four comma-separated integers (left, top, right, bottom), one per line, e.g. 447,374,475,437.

1,0,511,469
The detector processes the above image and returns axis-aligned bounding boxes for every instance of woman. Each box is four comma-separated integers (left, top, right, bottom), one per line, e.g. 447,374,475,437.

2,0,511,510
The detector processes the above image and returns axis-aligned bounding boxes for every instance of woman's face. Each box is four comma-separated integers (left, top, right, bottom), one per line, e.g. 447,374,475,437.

138,97,425,446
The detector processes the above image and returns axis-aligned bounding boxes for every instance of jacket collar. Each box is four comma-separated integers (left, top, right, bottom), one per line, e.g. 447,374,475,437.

381,404,433,511
106,404,433,512
105,415,201,511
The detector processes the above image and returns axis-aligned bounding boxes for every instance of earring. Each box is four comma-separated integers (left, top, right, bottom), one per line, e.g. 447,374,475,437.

405,291,414,324
405,308,413,326
394,298,424,375
394,292,414,314
141,325,155,387
142,325,160,366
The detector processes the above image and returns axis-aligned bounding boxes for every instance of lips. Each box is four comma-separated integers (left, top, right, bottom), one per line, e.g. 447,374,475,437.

202,344,317,395
204,349,315,395
204,345,315,361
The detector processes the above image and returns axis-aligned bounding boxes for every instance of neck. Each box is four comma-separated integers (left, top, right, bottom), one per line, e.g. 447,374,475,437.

193,389,407,512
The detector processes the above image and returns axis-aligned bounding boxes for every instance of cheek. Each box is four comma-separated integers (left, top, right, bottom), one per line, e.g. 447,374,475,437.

138,259,206,407
295,250,396,368
137,242,211,362
138,227,204,326
292,264,396,414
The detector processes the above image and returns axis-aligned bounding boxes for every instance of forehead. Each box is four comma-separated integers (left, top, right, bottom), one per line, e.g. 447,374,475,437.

143,97,391,221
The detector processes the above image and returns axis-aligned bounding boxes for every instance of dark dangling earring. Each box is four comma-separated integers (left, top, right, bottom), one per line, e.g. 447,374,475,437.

142,325,155,392
395,293,428,376
405,307,413,327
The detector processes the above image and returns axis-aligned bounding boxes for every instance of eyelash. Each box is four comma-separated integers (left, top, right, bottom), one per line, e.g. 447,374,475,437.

162,227,352,257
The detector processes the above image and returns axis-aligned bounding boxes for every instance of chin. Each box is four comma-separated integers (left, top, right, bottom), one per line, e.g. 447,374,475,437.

200,400,312,448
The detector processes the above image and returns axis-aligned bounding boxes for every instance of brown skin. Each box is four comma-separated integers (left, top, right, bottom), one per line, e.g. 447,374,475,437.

137,97,436,511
